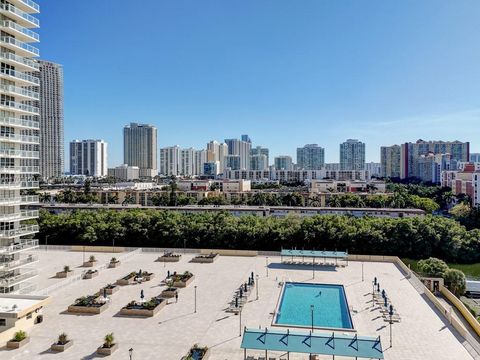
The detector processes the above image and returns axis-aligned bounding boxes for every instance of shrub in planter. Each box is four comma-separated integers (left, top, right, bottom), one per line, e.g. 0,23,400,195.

84,255,98,267
172,271,195,287
101,283,119,295
51,332,73,352
109,257,120,268
56,265,73,278
7,330,29,349
97,333,118,356
83,269,99,279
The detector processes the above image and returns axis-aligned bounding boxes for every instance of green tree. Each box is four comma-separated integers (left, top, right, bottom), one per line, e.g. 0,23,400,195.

444,268,466,296
417,257,449,277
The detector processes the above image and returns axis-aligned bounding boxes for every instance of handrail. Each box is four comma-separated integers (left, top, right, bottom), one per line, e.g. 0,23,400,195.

0,21,39,41
0,116,40,129
0,99,39,114
0,67,39,85
0,51,39,70
0,3,40,27
0,84,39,99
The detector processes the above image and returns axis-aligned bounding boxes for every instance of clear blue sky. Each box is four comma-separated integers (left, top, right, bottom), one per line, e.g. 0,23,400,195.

37,0,480,167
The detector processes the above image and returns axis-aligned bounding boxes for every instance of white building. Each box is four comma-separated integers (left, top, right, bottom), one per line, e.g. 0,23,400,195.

206,140,228,173
159,145,180,176
0,0,41,293
364,162,381,178
340,139,365,171
180,147,195,176
107,164,140,181
123,123,157,178
296,144,325,170
224,169,370,182
194,149,206,176
224,137,251,170
69,140,108,177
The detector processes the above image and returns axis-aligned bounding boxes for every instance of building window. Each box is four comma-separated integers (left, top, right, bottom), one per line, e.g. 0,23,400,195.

0,319,5,326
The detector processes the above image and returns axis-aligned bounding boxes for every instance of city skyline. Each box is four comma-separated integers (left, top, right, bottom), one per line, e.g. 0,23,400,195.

35,0,480,169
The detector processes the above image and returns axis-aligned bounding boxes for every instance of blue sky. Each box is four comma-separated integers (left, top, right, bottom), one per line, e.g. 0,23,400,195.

37,0,480,167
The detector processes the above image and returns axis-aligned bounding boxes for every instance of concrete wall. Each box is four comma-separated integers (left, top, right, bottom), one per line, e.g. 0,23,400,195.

441,286,480,337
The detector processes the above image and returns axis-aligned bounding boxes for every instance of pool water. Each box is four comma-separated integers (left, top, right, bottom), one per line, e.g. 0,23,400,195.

274,282,353,329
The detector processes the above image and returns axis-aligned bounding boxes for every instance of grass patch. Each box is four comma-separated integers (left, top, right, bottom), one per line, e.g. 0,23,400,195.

402,258,480,280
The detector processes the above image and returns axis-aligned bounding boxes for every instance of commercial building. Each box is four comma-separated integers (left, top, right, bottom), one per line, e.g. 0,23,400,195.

296,144,324,170
0,0,41,293
107,164,140,181
224,136,251,170
380,145,401,178
34,60,64,180
69,139,107,177
340,139,365,171
123,123,157,177
274,156,293,171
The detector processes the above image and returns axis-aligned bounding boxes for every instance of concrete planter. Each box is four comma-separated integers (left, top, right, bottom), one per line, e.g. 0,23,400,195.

7,337,29,349
119,300,166,317
116,275,136,286
97,343,118,356
102,286,119,295
158,255,181,262
56,271,74,278
190,254,219,263
173,275,195,288
183,347,210,360
51,340,73,352
143,273,154,282
83,260,98,267
160,288,178,298
83,271,98,279
67,301,109,314
108,261,121,268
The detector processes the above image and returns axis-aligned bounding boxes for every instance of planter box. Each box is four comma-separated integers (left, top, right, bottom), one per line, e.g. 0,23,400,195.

119,300,166,317
97,343,118,356
83,260,98,267
183,347,210,360
160,288,178,298
83,271,98,279
108,261,121,268
158,255,181,262
56,271,74,278
190,254,218,263
116,276,135,286
173,275,195,288
67,301,109,314
7,337,29,349
51,340,73,352
102,286,119,296
143,273,154,281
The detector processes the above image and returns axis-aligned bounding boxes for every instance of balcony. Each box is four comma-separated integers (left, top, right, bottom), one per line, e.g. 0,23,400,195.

0,225,40,239
0,51,39,71
0,239,39,255
0,254,38,271
9,0,39,14
0,166,39,174
0,36,39,57
0,21,39,42
0,149,39,159
21,195,38,204
0,269,38,288
0,3,40,28
0,195,37,205
0,67,39,86
0,99,39,115
0,210,39,222
0,133,40,144
0,84,39,101
0,116,39,129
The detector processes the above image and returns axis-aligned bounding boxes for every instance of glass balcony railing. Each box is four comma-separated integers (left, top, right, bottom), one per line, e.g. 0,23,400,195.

0,166,39,174
0,52,39,71
21,195,39,203
0,149,39,158
0,254,38,271
0,116,40,129
0,67,39,85
0,133,40,144
0,3,40,27
0,210,39,222
0,239,39,255
0,36,39,56
0,84,39,100
0,269,38,287
0,20,39,41
12,0,39,13
0,225,40,238
0,195,37,204
0,100,39,114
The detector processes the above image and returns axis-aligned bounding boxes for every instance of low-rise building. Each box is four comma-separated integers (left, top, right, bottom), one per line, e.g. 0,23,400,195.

441,163,480,206
107,164,140,181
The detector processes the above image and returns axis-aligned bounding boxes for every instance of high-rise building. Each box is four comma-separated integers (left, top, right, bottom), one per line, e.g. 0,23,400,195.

340,139,365,171
364,162,381,178
296,144,324,170
250,146,269,167
159,145,180,176
470,153,480,163
380,145,401,178
69,140,108,177
206,140,228,173
123,123,157,177
225,137,251,170
274,156,293,171
180,147,195,176
0,0,41,293
225,155,241,170
194,149,206,176
400,140,469,179
325,163,341,171
250,154,268,171
203,161,219,176
32,60,64,180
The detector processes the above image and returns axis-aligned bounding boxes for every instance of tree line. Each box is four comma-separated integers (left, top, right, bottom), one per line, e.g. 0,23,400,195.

38,209,480,263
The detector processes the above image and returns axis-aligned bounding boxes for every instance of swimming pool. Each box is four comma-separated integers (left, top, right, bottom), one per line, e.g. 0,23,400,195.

274,282,353,330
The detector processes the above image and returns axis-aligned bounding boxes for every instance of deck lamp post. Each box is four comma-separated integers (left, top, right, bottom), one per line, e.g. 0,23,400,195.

266,257,269,277
194,285,197,313
389,305,394,347
239,308,242,337
361,262,364,282
129,348,133,360
183,238,186,254
310,304,314,332
256,275,259,300
45,235,49,252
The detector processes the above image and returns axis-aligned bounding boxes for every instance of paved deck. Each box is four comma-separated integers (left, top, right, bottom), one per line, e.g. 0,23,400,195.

0,249,474,359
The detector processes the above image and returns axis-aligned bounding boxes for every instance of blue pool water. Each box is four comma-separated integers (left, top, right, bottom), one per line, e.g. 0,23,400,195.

274,282,353,329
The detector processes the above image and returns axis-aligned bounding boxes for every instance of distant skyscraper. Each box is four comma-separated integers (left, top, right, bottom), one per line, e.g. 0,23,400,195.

123,123,157,177
194,149,206,176
241,134,251,143
340,139,365,171
364,162,381,178
380,145,401,178
225,137,251,170
250,146,269,166
180,148,195,176
274,156,293,170
225,155,241,170
206,140,228,173
470,153,480,162
34,60,64,180
296,144,324,170
70,140,107,177
250,154,268,171
325,163,341,171
159,146,180,176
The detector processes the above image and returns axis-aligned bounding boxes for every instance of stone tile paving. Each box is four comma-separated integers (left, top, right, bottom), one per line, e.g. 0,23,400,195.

0,250,474,359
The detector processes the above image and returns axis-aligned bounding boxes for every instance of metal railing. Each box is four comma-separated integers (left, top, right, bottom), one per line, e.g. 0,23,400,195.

0,225,39,238
0,21,39,41
0,3,40,27
0,36,39,56
0,166,39,174
0,133,40,144
0,100,39,114
0,239,39,254
0,149,39,158
0,84,39,100
0,269,38,286
0,116,39,129
0,67,40,85
0,210,39,221
17,0,40,12
0,254,38,271
0,51,39,70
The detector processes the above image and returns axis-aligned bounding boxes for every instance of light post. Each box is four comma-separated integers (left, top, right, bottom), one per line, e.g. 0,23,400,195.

45,235,49,252
389,305,393,348
184,238,186,255
129,348,133,360
239,308,242,337
83,245,85,264
312,256,315,279
266,257,269,278
361,262,364,282
256,275,259,300
310,304,314,332
194,285,197,313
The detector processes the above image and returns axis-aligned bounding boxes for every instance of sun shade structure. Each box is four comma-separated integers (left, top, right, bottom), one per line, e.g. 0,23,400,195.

281,249,349,266
241,328,384,359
